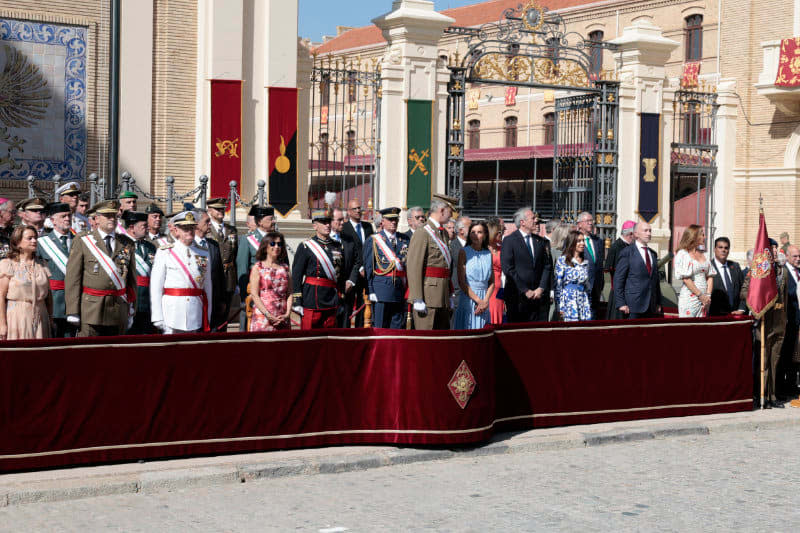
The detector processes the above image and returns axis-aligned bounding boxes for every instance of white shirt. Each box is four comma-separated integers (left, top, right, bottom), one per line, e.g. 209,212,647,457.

330,231,341,242
518,229,535,259
713,258,730,290
457,236,466,248
51,229,72,251
97,228,115,252
150,240,213,332
636,241,650,267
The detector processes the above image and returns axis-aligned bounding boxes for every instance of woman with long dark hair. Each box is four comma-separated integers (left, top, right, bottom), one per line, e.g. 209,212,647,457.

454,221,495,329
674,224,715,317
554,230,592,321
248,231,292,331
0,225,52,340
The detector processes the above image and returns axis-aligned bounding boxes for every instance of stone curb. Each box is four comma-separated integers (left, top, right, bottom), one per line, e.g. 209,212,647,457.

2,409,799,507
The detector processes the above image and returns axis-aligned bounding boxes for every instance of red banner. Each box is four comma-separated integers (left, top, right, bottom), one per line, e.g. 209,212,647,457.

505,86,517,106
681,62,700,88
0,318,753,472
776,37,800,87
747,212,778,319
210,80,242,198
268,87,299,216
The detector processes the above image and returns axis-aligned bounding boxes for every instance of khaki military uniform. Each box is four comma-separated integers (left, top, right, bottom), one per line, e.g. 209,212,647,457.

406,220,453,330
65,229,137,336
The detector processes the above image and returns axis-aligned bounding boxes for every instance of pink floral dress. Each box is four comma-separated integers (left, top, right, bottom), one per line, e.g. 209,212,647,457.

250,261,290,332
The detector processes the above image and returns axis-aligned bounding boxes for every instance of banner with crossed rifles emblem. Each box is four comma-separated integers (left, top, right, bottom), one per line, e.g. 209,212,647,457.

407,100,433,209
637,113,661,223
210,80,243,198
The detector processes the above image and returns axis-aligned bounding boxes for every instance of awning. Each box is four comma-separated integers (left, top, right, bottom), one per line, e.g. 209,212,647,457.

465,145,554,162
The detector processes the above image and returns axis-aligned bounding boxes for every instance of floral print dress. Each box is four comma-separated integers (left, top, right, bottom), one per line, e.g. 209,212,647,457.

554,255,592,322
250,262,290,332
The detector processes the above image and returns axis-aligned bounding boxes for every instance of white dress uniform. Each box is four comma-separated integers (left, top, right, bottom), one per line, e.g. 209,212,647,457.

150,239,213,333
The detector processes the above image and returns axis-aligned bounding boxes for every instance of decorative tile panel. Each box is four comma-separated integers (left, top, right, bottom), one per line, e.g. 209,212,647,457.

0,18,87,180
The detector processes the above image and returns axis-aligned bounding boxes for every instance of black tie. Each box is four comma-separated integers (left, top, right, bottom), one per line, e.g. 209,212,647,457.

525,234,534,259
723,264,734,307
60,235,68,250
104,235,113,255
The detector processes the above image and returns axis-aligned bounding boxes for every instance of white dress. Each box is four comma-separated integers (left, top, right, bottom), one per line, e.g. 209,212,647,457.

674,249,716,318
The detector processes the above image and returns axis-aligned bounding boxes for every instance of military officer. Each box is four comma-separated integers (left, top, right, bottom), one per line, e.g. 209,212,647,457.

115,191,138,236
206,197,238,323
54,181,86,233
122,211,157,334
38,202,76,337
236,205,275,330
150,211,213,334
145,203,168,245
0,197,15,259
291,209,345,329
364,207,410,329
65,200,137,336
17,198,47,236
406,194,457,330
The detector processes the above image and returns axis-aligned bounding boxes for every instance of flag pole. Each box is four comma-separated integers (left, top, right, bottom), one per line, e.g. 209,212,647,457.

760,320,766,409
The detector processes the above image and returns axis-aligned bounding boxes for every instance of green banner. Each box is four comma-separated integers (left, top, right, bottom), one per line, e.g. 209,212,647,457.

406,100,433,209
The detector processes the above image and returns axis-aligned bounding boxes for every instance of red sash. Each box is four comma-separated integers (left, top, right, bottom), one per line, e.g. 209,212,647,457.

136,276,150,287
83,287,125,298
425,267,450,278
164,288,209,332
49,279,65,291
306,276,336,288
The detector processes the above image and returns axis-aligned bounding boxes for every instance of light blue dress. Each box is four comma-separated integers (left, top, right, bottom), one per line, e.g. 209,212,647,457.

454,247,492,330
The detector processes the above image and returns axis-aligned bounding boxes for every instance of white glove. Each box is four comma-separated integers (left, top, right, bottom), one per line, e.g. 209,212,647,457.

127,314,135,330
449,295,456,309
292,306,304,317
369,293,378,303
129,303,136,317
152,320,165,331
413,300,427,313
346,280,355,291
66,315,80,326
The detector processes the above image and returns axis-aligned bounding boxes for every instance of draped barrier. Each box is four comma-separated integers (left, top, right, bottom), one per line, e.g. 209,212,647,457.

0,318,752,472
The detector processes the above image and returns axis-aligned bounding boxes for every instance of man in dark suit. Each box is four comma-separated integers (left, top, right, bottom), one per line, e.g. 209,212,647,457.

449,216,470,324
576,211,605,318
341,199,372,327
501,207,553,323
709,236,746,317
332,207,362,327
604,220,635,319
195,210,226,331
780,245,800,398
613,221,662,319
403,206,425,240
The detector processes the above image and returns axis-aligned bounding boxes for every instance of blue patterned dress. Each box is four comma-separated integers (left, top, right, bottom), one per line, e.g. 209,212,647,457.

554,255,592,321
454,247,493,329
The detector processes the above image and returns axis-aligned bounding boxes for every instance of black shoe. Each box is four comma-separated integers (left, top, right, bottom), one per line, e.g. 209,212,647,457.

763,402,772,409
772,400,786,408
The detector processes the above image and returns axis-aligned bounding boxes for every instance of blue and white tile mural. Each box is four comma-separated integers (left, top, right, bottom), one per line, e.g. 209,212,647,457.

0,19,87,180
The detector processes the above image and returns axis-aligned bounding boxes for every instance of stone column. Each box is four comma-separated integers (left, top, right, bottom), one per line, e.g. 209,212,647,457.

610,20,679,254
373,0,454,219
714,79,738,246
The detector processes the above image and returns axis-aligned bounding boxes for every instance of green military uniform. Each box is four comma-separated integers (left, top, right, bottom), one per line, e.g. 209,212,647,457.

65,201,137,337
406,194,458,331
37,203,76,337
122,211,158,335
206,198,238,322
235,205,274,330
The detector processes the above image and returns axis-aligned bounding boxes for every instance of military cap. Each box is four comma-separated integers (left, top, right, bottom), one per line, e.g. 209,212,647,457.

207,197,228,210
46,202,72,216
118,190,138,200
171,211,199,227
55,181,81,197
16,197,47,211
144,203,164,216
432,193,458,210
92,200,120,216
311,208,333,223
249,205,274,218
780,231,790,239
122,211,148,226
379,207,401,219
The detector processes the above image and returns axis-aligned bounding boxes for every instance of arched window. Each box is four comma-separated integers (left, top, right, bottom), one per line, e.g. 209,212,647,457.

345,130,356,157
320,73,331,106
505,116,518,147
543,113,555,145
468,119,481,149
319,132,329,162
588,30,604,78
685,15,703,62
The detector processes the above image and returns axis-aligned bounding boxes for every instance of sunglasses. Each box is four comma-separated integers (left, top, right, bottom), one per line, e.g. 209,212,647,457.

268,241,283,247
350,206,362,211
415,215,426,220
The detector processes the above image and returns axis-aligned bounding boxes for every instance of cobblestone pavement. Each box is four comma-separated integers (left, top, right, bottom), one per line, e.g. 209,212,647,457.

2,426,799,531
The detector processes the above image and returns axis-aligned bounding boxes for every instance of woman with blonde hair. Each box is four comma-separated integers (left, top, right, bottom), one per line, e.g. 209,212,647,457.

0,225,52,340
674,224,715,317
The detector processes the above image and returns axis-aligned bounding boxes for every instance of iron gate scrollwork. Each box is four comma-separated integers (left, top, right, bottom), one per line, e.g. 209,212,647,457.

444,0,620,241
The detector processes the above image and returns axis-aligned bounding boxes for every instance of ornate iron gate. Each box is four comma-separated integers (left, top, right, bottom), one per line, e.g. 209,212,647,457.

444,1,620,240
308,56,382,211
554,81,618,238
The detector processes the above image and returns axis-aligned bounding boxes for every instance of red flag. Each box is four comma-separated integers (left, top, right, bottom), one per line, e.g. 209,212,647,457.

746,212,778,319
210,80,243,198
